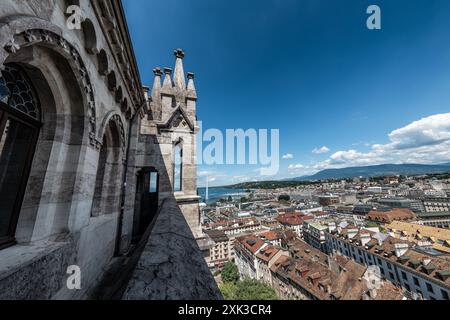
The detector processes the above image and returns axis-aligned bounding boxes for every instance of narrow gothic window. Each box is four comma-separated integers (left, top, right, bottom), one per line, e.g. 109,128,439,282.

0,64,41,249
173,143,182,192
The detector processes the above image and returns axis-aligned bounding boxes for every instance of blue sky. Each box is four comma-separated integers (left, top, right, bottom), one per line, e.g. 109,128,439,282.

123,0,450,187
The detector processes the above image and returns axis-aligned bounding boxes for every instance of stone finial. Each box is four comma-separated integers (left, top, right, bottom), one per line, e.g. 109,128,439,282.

173,49,186,89
153,67,163,77
174,48,185,59
142,85,150,101
187,72,196,93
162,67,173,88
152,67,162,94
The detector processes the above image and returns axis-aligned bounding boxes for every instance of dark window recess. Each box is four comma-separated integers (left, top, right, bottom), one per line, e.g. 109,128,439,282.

173,143,182,192
0,64,40,250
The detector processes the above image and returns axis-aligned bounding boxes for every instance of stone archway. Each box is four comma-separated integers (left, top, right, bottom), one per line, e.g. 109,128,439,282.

0,16,101,243
0,16,99,148
91,116,124,217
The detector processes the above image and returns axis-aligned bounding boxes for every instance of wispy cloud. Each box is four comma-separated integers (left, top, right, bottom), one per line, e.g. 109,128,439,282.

312,146,330,154
288,163,305,170
282,153,294,160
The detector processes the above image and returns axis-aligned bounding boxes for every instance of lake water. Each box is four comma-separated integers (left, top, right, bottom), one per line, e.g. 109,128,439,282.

197,187,249,205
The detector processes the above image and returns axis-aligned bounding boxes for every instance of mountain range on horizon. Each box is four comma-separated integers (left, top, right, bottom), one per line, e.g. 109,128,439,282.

289,162,450,181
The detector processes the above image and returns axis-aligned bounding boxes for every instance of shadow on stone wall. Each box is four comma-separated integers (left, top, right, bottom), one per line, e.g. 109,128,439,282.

92,128,222,300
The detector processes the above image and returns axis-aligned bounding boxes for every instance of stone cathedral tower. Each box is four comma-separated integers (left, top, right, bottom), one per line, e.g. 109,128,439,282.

139,49,201,238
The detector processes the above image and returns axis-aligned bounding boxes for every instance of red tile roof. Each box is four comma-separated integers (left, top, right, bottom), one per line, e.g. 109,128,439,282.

260,231,282,241
257,245,280,262
277,212,313,226
367,208,415,223
237,235,265,254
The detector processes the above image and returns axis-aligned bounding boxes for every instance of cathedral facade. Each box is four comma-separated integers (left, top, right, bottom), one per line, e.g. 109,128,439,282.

0,0,218,300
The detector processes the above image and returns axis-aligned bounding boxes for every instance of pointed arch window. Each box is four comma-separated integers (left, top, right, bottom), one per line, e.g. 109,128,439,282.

173,142,183,192
0,63,41,249
0,64,41,121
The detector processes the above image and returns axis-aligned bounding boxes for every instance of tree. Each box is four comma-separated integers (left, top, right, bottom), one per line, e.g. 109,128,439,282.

278,194,290,202
221,262,240,283
235,279,278,300
228,196,233,202
225,279,278,300
219,282,237,300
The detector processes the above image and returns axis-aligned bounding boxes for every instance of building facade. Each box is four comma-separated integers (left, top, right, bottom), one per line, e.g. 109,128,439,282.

326,227,450,300
204,230,234,269
424,197,450,213
0,0,219,300
416,212,450,229
303,220,329,253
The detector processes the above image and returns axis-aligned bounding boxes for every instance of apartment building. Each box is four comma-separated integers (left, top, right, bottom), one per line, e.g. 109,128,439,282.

277,212,313,238
204,230,234,269
424,197,450,213
205,217,262,236
256,246,289,285
234,235,265,280
416,212,450,229
326,227,450,300
270,239,404,300
303,220,329,253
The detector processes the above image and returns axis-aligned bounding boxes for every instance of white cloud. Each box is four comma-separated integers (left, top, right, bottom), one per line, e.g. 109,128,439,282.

312,146,330,155
282,153,294,160
387,113,450,150
313,113,450,171
288,164,305,170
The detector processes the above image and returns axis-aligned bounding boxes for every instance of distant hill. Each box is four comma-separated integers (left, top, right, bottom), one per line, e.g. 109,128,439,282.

292,163,450,181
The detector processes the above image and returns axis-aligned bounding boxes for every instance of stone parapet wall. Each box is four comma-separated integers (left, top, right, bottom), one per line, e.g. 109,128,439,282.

122,197,222,300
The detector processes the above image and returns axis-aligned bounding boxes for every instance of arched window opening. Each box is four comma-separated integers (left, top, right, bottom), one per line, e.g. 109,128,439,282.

0,64,41,121
173,143,182,192
0,63,41,249
91,136,108,217
91,119,122,218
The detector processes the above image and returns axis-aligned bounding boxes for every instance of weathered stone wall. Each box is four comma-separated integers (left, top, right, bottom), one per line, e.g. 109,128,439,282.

0,236,77,300
0,0,144,299
122,197,222,300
